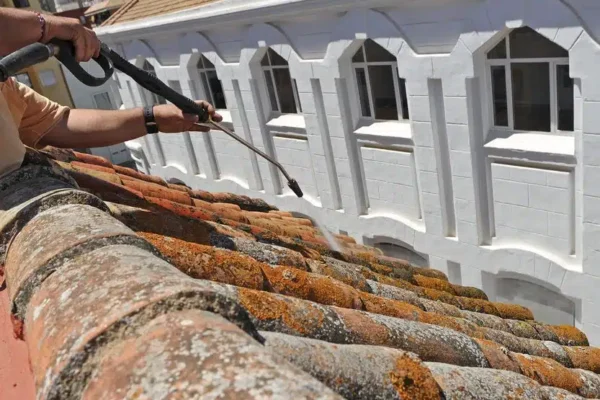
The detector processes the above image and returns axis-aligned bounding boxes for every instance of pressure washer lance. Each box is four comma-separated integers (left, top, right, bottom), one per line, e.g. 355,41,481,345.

0,40,304,198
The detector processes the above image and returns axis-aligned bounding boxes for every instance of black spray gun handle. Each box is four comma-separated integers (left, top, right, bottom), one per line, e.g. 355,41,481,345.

0,39,113,86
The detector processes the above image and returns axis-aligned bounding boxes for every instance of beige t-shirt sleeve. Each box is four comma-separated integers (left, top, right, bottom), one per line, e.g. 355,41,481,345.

3,78,70,148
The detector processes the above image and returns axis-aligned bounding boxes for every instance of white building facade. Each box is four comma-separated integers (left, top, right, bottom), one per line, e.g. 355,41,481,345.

95,0,600,344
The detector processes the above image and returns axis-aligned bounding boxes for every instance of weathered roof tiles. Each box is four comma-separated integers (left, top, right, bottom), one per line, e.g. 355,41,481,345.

3,147,600,399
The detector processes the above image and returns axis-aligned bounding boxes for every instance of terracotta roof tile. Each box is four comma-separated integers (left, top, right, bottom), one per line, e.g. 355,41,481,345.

3,147,600,398
103,0,222,27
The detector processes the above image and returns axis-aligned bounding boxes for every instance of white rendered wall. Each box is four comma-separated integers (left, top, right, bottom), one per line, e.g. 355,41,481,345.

96,0,600,344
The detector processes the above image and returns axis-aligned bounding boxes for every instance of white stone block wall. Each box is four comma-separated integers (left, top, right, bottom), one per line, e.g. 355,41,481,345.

97,0,600,344
361,147,420,219
491,164,573,257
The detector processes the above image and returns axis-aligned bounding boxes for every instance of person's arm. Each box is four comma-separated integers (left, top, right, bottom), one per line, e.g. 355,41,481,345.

0,7,100,61
37,101,222,149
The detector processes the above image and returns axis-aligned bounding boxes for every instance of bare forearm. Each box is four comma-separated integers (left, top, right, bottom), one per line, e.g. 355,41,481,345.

40,108,148,148
0,8,44,56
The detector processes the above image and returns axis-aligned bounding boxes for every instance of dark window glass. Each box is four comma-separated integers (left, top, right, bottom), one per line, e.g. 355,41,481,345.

399,78,410,120
368,65,398,120
352,46,365,63
491,66,509,126
364,39,396,62
264,70,279,112
511,63,550,131
487,38,507,59
273,68,297,113
205,70,226,109
557,64,574,131
260,53,270,67
267,48,287,66
509,27,568,58
198,56,214,69
355,68,371,117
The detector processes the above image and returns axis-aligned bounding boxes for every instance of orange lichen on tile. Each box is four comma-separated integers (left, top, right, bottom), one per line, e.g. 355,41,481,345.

192,198,213,210
413,275,457,295
269,211,293,218
456,298,501,317
493,303,535,321
563,346,600,373
374,274,424,295
140,232,265,290
191,189,215,202
421,288,461,308
388,354,443,400
418,312,481,337
238,288,326,336
281,217,313,227
73,151,114,169
71,163,122,185
114,164,167,186
146,197,215,222
213,202,242,211
451,285,488,300
70,170,144,204
71,161,115,175
122,179,192,205
167,182,192,194
359,292,423,321
110,204,218,245
544,325,589,346
473,338,522,373
511,353,583,395
335,307,390,346
261,266,364,310
209,206,250,224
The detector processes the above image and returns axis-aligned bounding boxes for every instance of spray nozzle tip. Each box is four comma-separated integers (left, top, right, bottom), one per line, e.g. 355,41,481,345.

288,179,303,198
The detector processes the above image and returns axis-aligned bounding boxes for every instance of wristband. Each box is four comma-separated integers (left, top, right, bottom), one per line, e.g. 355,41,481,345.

143,106,159,134
35,12,47,43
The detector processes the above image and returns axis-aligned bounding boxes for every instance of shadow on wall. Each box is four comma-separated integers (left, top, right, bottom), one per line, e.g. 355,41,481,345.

481,271,576,326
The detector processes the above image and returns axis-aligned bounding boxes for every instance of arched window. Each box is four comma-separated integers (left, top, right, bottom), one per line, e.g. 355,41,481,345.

142,61,166,105
374,242,428,267
352,39,409,121
197,56,226,110
261,48,301,114
494,277,574,326
487,27,572,133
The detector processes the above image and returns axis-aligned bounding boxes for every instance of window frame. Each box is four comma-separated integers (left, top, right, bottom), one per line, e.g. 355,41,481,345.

92,91,114,110
351,42,409,123
197,55,227,110
485,33,572,135
141,61,166,106
261,49,300,115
